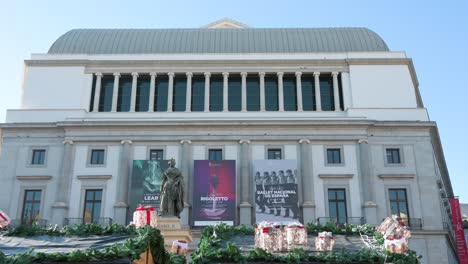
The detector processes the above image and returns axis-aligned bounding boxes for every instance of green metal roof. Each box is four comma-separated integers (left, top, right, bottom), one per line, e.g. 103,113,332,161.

48,28,389,54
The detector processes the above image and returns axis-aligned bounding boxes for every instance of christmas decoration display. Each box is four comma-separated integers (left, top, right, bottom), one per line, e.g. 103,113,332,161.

133,205,157,228
285,223,308,246
255,222,284,252
376,215,411,254
170,240,188,256
0,210,10,228
315,231,335,251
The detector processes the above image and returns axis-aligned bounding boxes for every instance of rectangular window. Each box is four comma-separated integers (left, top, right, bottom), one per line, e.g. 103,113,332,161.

117,75,132,112
328,189,347,224
319,74,335,111
246,75,260,111
283,74,297,111
389,189,409,223
228,75,242,111
191,75,205,111
173,75,187,112
210,75,223,112
149,149,164,160
301,74,316,111
22,190,42,223
386,148,401,164
99,75,114,112
265,75,278,111
155,75,169,112
267,149,282,160
90,149,105,165
326,148,342,164
83,189,103,224
31,149,46,165
136,75,150,112
208,149,223,161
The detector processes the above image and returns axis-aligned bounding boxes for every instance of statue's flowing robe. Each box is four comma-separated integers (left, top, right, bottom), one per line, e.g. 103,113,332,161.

160,167,185,217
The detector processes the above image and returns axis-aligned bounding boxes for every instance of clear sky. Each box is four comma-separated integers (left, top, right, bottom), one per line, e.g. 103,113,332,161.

0,0,467,201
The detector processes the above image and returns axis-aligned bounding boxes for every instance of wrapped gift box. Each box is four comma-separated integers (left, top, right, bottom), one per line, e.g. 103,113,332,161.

285,224,308,246
0,210,10,228
255,223,284,252
171,240,188,256
315,231,335,251
384,236,408,254
133,206,157,228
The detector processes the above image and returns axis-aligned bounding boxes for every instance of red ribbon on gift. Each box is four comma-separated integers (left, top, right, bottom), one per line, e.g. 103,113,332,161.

262,227,269,233
136,206,155,225
0,212,9,222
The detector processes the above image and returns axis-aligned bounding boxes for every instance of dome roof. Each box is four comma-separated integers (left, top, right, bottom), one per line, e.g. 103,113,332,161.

48,27,389,54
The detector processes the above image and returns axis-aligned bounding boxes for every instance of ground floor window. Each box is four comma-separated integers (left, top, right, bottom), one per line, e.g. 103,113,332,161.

83,189,103,223
328,188,347,224
22,190,42,223
389,189,409,223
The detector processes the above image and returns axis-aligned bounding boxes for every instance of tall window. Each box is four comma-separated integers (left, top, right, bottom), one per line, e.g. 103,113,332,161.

210,75,223,111
389,189,409,223
265,75,278,111
155,75,169,112
328,189,347,224
89,75,96,111
83,189,102,224
99,75,114,112
191,75,205,111
22,190,42,223
173,75,187,112
149,149,164,160
386,148,401,164
246,75,260,111
31,149,46,165
326,148,342,164
301,74,316,111
90,149,105,165
228,75,242,111
267,149,282,160
136,75,150,112
319,74,335,111
117,75,132,112
209,149,223,161
283,75,297,111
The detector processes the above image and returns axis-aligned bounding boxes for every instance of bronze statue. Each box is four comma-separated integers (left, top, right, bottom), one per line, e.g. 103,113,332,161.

159,158,184,217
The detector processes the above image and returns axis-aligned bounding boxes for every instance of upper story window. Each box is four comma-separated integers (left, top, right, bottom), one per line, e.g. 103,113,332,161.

90,149,105,165
265,75,278,111
117,75,132,112
283,74,297,111
155,75,169,112
149,149,164,161
246,75,260,111
386,148,401,164
173,75,187,112
228,75,242,111
208,149,223,161
320,74,335,111
210,75,223,112
22,190,42,223
31,149,46,165
99,75,114,112
267,149,282,160
191,75,205,112
136,75,150,112
301,74,316,111
326,148,342,165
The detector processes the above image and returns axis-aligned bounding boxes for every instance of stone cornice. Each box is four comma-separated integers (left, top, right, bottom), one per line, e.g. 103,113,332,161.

378,174,416,179
77,175,112,180
318,174,354,179
16,175,52,181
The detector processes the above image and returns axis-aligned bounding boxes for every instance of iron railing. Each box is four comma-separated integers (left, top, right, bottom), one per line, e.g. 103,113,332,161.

64,217,113,226
317,217,366,225
8,219,48,228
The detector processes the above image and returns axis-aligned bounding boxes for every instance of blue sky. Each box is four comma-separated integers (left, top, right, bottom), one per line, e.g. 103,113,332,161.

0,0,467,201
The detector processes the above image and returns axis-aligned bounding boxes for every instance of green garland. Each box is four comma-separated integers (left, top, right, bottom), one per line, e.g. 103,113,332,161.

191,223,421,264
2,223,137,237
0,226,183,264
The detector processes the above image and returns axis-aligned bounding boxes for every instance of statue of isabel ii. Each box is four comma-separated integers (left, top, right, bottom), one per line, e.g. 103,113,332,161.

160,158,184,218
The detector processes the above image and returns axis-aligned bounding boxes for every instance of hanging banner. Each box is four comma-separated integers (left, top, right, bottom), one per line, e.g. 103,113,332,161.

193,160,236,226
129,160,169,214
252,160,299,223
450,198,468,264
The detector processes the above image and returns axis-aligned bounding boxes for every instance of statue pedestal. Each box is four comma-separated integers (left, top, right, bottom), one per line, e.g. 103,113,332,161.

157,216,192,250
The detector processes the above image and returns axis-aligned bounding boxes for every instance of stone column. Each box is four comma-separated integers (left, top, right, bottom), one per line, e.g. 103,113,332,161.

295,72,303,112
313,72,322,111
185,72,193,112
51,140,74,225
241,72,247,112
239,139,252,225
148,72,156,112
129,72,138,112
332,72,340,111
114,140,132,224
277,72,284,111
222,72,229,112
92,72,103,112
167,72,174,112
179,140,192,226
204,72,211,112
358,139,377,225
299,139,315,223
111,73,120,112
259,72,266,112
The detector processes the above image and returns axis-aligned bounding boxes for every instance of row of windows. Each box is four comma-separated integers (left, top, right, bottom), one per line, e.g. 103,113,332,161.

21,188,409,225
89,73,344,112
28,147,403,165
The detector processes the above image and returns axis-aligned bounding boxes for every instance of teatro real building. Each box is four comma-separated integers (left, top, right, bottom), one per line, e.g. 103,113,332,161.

0,19,458,263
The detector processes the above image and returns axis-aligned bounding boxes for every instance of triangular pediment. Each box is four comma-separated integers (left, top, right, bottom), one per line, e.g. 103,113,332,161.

203,18,250,29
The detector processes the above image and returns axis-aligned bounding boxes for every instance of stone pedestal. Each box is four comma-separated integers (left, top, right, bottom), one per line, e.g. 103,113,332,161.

114,202,128,225
157,216,192,250
363,201,378,225
239,203,252,225
51,202,68,226
302,202,316,224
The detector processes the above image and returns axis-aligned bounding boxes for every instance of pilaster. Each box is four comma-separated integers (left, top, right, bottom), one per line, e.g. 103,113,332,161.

239,139,252,225
114,140,132,224
92,72,103,112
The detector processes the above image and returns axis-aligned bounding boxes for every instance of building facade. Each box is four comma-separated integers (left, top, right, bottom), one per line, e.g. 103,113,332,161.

0,20,458,263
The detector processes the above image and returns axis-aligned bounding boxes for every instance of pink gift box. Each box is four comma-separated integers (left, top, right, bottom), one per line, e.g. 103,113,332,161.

133,206,157,228
0,210,10,228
